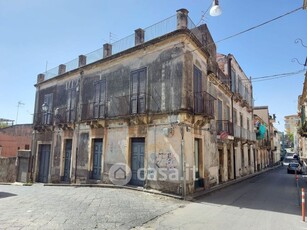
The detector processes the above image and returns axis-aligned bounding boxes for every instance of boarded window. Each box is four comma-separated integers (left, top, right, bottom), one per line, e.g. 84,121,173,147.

93,80,106,118
130,68,147,114
42,93,53,125
194,66,203,114
67,89,76,122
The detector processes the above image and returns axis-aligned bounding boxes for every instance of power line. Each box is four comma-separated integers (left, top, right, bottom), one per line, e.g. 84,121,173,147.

214,7,302,44
251,69,305,82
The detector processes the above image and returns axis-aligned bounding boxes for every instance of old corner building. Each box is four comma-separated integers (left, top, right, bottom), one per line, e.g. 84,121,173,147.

32,9,258,196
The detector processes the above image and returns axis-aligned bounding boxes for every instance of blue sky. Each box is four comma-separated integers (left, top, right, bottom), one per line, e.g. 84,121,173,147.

0,0,306,131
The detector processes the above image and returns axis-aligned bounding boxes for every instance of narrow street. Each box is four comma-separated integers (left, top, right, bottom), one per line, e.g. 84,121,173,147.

140,167,307,230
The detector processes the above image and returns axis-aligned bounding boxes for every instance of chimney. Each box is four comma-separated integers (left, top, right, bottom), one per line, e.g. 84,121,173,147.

103,43,112,58
176,8,189,30
135,28,145,46
78,55,87,67
58,64,66,75
37,74,45,83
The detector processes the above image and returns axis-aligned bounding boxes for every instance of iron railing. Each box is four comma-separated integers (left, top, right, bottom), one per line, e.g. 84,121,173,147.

43,15,180,81
216,120,233,136
33,112,53,127
194,91,215,117
234,124,256,141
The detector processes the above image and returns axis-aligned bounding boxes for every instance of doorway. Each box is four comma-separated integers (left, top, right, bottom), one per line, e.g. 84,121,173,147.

38,144,51,183
63,139,72,182
130,138,145,186
92,139,103,180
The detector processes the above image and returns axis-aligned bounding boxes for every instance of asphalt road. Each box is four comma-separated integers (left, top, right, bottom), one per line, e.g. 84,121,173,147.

140,167,307,230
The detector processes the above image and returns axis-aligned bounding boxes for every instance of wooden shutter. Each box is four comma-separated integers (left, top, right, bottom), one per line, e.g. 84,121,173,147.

93,83,100,118
99,80,106,118
130,72,138,114
193,66,203,113
138,69,146,114
70,89,76,121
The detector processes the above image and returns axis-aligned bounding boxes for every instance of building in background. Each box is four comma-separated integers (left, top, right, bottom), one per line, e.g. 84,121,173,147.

0,124,32,157
253,106,276,168
216,53,255,178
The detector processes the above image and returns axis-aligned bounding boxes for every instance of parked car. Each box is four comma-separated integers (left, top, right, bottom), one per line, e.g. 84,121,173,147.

287,162,302,174
282,158,293,166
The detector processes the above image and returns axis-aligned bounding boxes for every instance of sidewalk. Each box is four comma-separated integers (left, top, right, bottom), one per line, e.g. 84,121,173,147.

186,164,281,201
1,165,280,201
44,165,281,201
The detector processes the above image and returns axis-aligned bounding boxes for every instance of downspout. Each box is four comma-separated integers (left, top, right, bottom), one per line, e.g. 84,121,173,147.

30,83,40,183
75,70,84,183
180,125,186,199
228,55,236,179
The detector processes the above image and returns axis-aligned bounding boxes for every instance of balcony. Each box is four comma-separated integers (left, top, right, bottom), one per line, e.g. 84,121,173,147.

194,91,215,118
216,120,234,136
234,124,256,141
81,95,131,121
33,112,53,130
207,62,230,89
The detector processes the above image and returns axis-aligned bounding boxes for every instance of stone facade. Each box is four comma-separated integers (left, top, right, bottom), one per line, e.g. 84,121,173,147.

0,124,32,157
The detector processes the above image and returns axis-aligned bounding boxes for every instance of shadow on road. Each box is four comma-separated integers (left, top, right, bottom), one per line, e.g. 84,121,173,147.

195,167,301,216
0,192,17,199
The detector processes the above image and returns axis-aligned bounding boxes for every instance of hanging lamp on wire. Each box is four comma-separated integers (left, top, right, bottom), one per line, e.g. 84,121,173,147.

209,0,222,16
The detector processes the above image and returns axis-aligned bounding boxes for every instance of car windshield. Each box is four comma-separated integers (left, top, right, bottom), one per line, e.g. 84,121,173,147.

284,158,292,163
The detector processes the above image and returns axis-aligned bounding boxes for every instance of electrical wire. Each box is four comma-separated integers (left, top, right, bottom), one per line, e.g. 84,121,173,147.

214,7,303,44
251,69,305,82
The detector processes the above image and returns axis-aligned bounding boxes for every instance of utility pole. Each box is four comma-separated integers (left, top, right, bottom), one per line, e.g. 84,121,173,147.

16,101,25,125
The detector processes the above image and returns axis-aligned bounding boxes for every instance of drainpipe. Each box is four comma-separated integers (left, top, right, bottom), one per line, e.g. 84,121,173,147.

228,55,236,179
180,125,186,199
74,70,84,183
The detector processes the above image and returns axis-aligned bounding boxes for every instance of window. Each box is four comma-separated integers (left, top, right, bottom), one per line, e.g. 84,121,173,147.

217,99,223,132
226,105,230,121
239,113,243,127
231,69,236,93
93,80,106,118
194,66,203,114
238,78,243,96
66,88,76,122
42,93,53,125
247,118,250,131
233,109,237,125
130,68,146,114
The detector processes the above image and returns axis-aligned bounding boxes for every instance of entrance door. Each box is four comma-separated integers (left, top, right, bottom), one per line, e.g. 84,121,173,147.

38,144,51,183
227,149,232,180
194,139,201,188
63,139,72,182
130,138,145,186
92,139,103,180
218,149,223,183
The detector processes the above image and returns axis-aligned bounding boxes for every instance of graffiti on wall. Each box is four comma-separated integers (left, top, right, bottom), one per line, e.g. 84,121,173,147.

155,152,177,169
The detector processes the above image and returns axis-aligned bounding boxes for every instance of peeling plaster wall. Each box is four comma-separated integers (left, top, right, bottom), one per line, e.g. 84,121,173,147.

33,32,232,194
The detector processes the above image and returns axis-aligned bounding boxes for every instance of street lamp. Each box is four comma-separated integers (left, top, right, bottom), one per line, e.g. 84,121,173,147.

42,103,49,113
210,0,222,17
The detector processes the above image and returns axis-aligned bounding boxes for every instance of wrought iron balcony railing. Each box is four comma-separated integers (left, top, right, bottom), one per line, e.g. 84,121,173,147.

194,91,215,118
216,120,234,136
